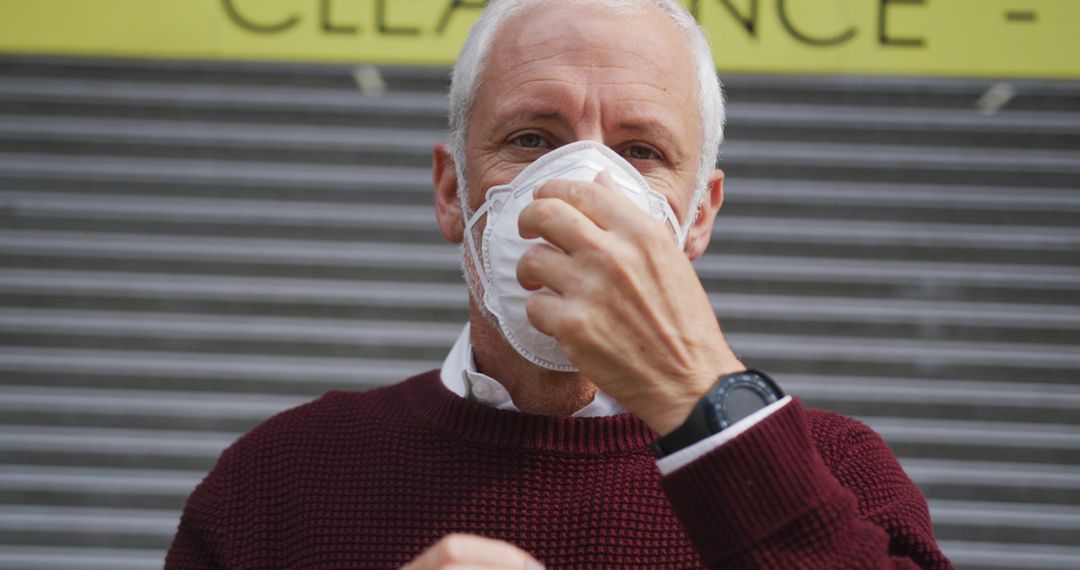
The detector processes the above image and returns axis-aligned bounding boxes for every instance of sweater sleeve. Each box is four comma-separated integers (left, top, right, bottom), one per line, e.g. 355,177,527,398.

660,398,953,569
165,449,233,569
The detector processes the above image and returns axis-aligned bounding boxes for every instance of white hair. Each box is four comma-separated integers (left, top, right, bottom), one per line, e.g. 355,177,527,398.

447,0,726,230
448,0,726,320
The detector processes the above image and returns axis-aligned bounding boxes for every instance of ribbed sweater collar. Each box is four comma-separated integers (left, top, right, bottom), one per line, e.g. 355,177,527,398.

401,371,658,455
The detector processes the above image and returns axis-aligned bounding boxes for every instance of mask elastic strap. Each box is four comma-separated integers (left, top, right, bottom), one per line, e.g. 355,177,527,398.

668,207,688,248
648,192,688,248
462,200,494,286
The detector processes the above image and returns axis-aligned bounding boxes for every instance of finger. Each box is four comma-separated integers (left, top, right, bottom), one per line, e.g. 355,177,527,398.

524,290,564,338
517,243,574,292
594,169,619,193
532,173,645,231
518,196,603,254
404,534,543,569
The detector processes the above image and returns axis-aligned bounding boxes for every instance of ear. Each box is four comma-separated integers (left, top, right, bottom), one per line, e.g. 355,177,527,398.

684,168,724,260
433,142,464,244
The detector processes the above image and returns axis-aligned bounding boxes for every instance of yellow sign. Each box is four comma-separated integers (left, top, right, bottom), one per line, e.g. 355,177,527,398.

0,0,1076,79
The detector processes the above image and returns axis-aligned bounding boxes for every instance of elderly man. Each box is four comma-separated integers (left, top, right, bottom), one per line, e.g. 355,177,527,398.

167,0,952,568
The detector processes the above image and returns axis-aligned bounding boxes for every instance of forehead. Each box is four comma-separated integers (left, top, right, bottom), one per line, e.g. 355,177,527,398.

476,2,700,134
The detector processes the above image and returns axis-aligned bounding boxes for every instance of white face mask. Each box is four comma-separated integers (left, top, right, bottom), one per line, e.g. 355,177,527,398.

462,140,687,371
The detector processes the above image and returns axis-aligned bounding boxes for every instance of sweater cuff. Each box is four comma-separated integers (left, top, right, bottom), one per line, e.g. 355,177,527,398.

660,398,840,564
656,396,792,476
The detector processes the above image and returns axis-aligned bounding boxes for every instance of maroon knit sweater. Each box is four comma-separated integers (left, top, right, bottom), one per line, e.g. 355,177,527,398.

167,370,952,569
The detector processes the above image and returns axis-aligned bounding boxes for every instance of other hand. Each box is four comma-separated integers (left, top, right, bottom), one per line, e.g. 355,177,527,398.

402,533,544,570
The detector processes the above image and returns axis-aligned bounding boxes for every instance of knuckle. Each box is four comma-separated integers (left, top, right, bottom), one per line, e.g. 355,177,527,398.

535,179,560,196
565,182,590,204
590,254,618,280
518,246,539,269
558,308,589,341
597,243,640,285
518,245,549,276
524,294,545,322
626,221,655,244
601,241,633,269
594,245,621,267
577,273,605,301
532,199,560,225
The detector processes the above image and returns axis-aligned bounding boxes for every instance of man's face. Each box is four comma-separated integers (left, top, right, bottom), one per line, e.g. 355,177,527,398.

464,3,704,224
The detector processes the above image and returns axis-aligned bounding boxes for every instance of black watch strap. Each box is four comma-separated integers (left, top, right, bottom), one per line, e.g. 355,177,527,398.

651,369,783,459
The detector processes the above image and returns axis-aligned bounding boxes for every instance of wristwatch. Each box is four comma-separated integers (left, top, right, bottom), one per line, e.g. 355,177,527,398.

652,369,784,458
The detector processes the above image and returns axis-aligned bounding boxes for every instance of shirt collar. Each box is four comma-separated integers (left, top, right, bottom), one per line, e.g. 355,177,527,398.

439,323,625,417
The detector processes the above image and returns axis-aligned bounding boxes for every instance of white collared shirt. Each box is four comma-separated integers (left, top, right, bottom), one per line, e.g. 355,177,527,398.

440,323,625,417
439,323,791,475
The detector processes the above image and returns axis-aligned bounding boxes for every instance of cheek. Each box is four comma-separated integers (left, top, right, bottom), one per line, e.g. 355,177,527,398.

644,173,696,223
467,153,531,209
464,153,500,210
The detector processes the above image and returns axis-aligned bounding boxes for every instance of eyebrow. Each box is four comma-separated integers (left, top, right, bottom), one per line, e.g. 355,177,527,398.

613,117,680,148
495,107,680,141
493,105,569,131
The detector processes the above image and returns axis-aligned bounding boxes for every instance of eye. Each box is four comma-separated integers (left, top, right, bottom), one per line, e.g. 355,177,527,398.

624,144,661,161
511,132,550,149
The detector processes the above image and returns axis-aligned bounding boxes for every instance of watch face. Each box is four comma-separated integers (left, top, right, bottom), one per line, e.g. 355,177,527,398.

710,371,783,430
725,385,770,424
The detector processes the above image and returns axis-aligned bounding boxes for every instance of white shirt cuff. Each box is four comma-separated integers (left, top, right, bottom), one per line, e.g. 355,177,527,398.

656,396,793,476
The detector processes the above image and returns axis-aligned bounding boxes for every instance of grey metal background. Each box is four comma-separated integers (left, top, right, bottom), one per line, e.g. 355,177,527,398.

0,55,1078,569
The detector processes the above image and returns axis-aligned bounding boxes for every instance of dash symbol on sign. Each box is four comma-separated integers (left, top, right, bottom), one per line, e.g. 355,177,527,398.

1004,10,1038,23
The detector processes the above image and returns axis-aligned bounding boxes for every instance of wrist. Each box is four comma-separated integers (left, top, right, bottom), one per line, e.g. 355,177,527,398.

643,397,702,437
640,358,745,436
652,368,785,458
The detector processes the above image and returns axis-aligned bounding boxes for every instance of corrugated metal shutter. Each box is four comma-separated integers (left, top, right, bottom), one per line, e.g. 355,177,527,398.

1,56,1078,569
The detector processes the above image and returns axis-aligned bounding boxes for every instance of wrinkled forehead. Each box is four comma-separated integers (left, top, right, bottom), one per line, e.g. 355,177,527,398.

475,2,701,139
490,2,694,82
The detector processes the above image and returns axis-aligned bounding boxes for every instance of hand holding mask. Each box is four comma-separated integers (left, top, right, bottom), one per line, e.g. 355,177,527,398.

463,140,684,371
464,139,741,433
